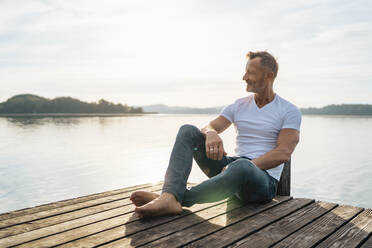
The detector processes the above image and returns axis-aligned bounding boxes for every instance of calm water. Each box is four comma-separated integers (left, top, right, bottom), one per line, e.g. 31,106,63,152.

0,114,372,214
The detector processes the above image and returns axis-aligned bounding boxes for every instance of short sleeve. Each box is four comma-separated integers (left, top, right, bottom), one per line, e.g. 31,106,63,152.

282,106,302,131
219,103,235,123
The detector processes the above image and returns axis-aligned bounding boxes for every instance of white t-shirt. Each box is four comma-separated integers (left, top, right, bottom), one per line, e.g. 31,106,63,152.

219,93,301,181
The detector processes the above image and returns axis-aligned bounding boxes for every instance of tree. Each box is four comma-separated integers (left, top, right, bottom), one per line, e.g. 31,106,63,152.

0,94,144,114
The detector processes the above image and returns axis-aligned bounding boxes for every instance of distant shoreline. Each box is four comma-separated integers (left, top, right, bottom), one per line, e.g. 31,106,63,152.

0,112,158,117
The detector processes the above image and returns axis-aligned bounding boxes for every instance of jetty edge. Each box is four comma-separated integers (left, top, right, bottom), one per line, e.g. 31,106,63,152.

0,179,371,247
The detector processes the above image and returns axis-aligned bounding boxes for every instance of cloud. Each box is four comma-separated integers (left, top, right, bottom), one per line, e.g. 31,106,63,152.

1,0,371,107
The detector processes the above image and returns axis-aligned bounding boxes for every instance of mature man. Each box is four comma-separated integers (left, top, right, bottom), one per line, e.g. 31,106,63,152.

130,51,301,219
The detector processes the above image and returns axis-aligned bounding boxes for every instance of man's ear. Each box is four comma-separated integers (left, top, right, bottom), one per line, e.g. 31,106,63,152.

265,71,274,80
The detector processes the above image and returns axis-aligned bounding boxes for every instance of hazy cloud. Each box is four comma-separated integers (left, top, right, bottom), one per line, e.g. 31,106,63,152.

1,0,371,107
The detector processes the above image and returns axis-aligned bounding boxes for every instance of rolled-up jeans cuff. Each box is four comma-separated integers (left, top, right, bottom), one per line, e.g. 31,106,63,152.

162,187,184,204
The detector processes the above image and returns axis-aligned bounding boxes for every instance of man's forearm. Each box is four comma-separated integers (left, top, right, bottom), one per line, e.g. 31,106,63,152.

251,148,291,170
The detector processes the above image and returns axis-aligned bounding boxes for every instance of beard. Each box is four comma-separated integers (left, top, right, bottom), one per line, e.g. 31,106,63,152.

245,77,265,92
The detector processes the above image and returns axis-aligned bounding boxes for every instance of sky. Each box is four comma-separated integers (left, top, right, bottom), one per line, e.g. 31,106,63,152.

1,0,371,108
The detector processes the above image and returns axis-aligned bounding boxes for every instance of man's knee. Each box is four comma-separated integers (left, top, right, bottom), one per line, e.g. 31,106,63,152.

177,124,201,139
228,159,255,174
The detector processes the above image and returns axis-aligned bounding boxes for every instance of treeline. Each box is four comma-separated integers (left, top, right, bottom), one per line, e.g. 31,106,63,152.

301,104,372,115
0,94,143,114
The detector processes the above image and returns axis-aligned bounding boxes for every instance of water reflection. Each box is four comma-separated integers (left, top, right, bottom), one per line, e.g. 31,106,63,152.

5,117,81,129
6,117,47,127
0,115,372,214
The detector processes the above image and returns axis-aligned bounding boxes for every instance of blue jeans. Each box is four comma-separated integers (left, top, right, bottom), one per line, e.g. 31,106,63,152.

162,124,279,207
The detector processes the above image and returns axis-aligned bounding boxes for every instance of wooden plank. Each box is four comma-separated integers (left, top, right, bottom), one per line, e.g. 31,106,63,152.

0,203,136,247
0,182,157,221
0,183,195,246
11,196,234,247
59,196,253,248
97,196,292,248
1,183,197,238
0,189,162,242
0,184,164,229
316,208,372,248
138,199,314,247
228,201,338,248
270,204,364,248
2,180,368,248
176,198,313,248
360,234,372,248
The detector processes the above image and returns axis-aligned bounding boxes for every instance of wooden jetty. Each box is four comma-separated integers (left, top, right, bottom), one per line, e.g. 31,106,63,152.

0,180,371,247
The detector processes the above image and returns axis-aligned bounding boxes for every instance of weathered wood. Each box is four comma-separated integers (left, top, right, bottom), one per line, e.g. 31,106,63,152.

228,201,338,248
0,182,157,221
277,159,290,196
316,208,372,248
0,197,139,240
271,205,364,248
0,183,195,247
0,184,164,229
63,197,246,248
12,197,230,248
0,182,370,248
360,235,372,248
0,202,136,247
0,189,163,247
0,185,169,238
140,198,308,248
99,196,291,248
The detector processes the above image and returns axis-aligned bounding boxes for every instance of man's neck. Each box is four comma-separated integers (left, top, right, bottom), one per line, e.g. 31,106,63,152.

254,90,276,108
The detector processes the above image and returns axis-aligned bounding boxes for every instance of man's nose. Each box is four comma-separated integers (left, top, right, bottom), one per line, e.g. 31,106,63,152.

242,73,248,81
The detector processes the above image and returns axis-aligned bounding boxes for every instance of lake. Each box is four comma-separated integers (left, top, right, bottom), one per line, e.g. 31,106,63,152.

0,114,371,214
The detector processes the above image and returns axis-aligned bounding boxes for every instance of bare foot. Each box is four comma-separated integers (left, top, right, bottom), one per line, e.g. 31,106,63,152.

130,191,160,207
134,192,183,219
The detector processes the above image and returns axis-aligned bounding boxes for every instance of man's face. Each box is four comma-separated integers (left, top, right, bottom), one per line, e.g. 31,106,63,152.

242,58,266,93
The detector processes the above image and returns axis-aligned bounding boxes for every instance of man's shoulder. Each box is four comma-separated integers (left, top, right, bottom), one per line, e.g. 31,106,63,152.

276,95,300,112
276,95,302,130
233,95,252,105
275,96,302,125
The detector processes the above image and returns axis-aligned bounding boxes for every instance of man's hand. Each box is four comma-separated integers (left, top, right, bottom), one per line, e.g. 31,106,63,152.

205,131,227,160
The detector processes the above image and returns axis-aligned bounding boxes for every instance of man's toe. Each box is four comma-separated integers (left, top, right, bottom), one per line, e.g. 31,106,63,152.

129,192,135,199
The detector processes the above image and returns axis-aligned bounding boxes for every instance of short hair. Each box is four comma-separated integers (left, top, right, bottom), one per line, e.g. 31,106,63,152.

246,51,279,79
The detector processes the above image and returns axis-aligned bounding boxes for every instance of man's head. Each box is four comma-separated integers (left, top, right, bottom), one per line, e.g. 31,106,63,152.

242,51,279,93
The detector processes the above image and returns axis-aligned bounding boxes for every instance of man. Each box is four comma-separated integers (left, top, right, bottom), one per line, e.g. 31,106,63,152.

130,51,301,219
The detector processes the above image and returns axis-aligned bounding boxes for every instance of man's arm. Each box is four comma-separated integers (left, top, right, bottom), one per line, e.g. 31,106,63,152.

200,115,232,137
251,128,300,170
200,116,232,160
